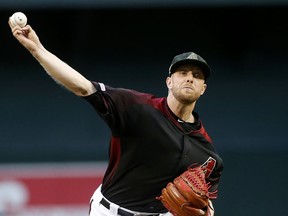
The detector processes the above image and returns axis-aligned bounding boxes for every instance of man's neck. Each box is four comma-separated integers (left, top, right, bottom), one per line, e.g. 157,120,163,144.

167,95,196,123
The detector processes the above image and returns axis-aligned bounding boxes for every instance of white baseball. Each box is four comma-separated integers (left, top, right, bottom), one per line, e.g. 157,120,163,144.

11,12,27,27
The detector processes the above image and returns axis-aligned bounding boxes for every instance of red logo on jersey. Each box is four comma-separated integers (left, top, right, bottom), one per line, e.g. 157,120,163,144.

201,157,216,178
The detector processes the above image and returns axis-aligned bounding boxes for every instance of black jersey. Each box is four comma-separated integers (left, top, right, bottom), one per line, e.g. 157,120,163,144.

84,82,223,213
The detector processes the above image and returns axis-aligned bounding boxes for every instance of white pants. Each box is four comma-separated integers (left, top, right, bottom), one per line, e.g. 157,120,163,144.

89,185,173,216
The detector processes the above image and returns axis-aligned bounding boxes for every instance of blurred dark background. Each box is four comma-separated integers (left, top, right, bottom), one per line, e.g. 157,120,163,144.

1,0,288,215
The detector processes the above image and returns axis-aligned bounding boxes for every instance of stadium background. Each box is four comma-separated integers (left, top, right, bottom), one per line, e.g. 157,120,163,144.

0,0,287,215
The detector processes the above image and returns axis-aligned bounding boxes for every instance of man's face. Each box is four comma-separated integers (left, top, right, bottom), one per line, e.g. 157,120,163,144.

166,64,207,104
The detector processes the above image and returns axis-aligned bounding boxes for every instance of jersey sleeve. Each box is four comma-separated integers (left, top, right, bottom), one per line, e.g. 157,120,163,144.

82,81,152,136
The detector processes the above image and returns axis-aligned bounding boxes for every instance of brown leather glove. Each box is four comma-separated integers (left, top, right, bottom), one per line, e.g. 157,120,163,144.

157,166,216,216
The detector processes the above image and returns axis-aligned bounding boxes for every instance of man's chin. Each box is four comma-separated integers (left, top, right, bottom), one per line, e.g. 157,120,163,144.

179,96,197,105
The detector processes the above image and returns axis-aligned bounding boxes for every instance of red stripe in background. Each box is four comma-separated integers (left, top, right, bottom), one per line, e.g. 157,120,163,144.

0,162,106,206
20,176,102,205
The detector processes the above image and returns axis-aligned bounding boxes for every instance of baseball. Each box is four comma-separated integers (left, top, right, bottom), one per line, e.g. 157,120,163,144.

11,12,27,28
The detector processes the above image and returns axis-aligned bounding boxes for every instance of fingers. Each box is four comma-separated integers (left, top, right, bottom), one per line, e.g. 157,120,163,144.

199,201,214,216
8,16,29,33
199,209,205,215
8,17,17,30
207,200,214,216
11,27,27,40
9,24,31,41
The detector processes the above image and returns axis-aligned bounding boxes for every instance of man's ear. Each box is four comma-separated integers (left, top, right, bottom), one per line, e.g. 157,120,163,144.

166,76,172,89
201,84,207,95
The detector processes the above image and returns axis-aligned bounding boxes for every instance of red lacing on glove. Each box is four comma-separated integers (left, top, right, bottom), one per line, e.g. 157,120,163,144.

185,165,218,199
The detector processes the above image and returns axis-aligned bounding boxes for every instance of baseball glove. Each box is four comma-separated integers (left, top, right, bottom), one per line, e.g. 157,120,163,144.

157,166,217,216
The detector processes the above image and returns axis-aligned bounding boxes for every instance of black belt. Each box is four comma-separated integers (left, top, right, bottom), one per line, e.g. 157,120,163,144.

100,198,160,216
